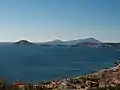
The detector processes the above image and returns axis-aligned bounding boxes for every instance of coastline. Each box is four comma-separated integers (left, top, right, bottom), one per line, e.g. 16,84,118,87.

1,61,120,90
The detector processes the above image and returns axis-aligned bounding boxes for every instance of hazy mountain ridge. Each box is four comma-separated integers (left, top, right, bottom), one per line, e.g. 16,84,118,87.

41,38,102,46
13,38,120,48
40,38,120,48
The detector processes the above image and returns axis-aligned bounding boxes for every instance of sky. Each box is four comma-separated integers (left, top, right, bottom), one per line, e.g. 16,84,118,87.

0,0,120,42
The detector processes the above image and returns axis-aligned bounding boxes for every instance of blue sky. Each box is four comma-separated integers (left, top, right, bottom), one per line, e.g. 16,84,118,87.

0,0,120,42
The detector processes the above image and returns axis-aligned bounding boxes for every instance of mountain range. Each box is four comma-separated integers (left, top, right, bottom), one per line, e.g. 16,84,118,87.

14,38,120,48
41,38,101,46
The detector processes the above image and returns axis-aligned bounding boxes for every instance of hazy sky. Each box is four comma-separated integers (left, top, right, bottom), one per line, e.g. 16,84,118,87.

0,0,120,42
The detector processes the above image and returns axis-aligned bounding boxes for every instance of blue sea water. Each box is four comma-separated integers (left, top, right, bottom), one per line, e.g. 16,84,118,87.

0,44,120,83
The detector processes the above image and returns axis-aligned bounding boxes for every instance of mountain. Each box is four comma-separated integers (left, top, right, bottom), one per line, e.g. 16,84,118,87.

41,39,65,46
14,40,35,45
79,38,101,43
75,38,102,47
41,38,102,46
65,38,101,45
76,42,101,47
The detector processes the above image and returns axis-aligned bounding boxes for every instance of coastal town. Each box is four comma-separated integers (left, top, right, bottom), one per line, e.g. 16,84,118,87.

0,62,120,90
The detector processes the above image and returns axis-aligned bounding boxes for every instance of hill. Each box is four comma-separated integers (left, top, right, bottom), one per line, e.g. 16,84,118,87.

14,40,35,45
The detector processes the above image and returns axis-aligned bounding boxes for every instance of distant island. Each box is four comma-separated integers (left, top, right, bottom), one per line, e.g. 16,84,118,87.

39,38,120,48
40,38,102,47
14,40,35,45
13,38,120,48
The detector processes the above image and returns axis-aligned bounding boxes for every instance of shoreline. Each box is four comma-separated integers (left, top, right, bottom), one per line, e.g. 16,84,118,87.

1,61,120,90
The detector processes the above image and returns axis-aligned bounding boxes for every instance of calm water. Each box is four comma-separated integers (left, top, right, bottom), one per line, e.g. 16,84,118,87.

0,44,120,83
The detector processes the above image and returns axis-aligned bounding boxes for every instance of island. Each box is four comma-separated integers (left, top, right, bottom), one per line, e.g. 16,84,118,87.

14,40,35,45
13,38,120,48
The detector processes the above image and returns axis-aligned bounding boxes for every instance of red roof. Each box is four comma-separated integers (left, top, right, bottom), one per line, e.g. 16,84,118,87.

13,82,25,86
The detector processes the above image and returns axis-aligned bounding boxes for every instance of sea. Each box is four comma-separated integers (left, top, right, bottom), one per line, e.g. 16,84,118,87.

0,43,120,83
